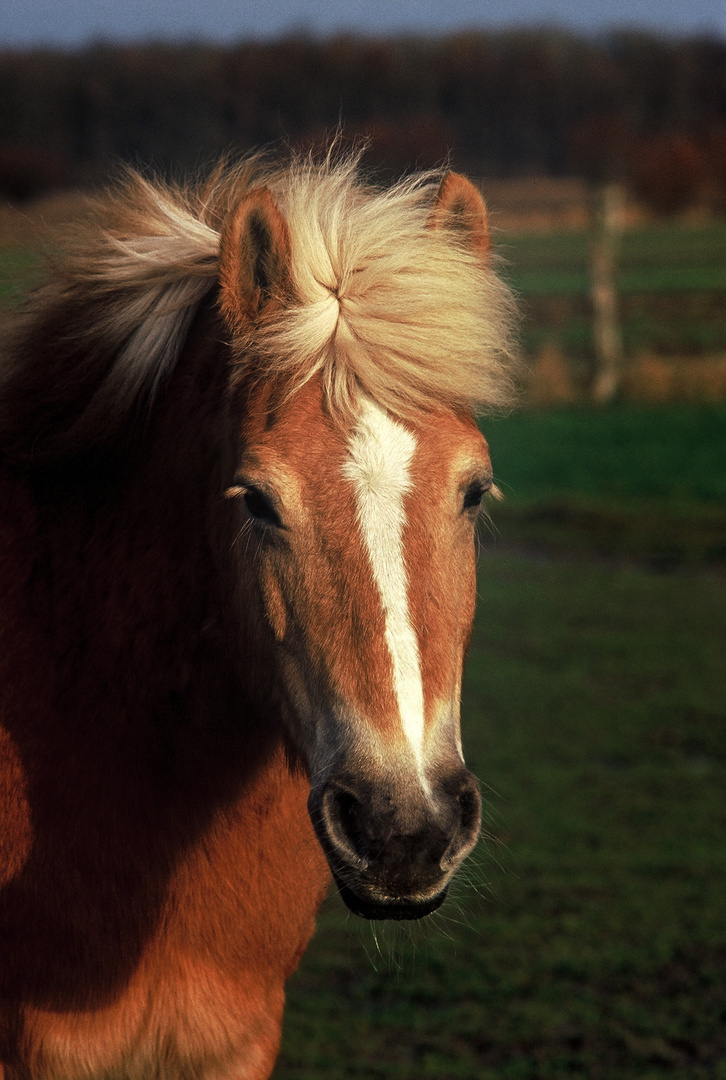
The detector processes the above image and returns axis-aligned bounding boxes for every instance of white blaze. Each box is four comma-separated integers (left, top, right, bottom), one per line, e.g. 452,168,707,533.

343,399,427,774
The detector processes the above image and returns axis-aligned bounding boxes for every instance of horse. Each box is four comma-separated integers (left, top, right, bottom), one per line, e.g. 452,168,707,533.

0,149,517,1080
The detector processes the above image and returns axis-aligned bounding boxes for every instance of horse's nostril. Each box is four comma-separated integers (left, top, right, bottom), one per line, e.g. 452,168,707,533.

321,784,368,867
335,789,364,849
439,772,481,870
458,781,481,833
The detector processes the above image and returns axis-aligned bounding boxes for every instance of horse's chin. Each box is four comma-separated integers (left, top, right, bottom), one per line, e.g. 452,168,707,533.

333,875,449,921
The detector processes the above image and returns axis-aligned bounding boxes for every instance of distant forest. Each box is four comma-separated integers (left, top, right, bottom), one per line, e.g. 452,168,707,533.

1,31,725,212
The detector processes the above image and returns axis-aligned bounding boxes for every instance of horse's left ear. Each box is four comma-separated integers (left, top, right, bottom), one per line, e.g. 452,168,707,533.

429,172,491,260
219,187,292,327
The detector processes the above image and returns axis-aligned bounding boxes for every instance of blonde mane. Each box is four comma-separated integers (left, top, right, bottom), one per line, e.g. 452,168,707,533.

0,150,518,461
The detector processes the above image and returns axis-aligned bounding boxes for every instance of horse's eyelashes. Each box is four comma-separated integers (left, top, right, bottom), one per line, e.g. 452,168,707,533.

224,479,283,528
462,482,486,512
243,486,283,528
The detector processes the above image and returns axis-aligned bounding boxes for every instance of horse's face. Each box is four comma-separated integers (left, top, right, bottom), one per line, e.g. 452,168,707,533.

230,377,488,919
219,169,499,920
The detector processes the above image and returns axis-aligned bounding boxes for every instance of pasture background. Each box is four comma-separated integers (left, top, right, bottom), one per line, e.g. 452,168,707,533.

1,194,725,1079
506,223,726,361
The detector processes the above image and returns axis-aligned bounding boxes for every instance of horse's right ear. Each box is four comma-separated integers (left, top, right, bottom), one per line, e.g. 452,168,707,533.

219,187,292,328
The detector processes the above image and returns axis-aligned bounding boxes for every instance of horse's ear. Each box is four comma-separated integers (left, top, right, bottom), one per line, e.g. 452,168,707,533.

429,172,490,260
219,187,292,327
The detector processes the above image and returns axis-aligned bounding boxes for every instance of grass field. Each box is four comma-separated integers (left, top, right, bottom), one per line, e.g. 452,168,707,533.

275,406,726,1080
497,224,726,361
502,225,726,294
485,406,726,566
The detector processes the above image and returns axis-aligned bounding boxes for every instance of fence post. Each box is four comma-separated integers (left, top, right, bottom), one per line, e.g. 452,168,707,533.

590,183,624,404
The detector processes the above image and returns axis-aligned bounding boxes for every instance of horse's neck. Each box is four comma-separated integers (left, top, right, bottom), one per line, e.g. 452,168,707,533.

0,467,281,835
0,310,279,800
0,362,328,1010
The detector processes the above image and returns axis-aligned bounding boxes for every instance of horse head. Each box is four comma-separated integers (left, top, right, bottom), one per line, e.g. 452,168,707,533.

217,168,505,919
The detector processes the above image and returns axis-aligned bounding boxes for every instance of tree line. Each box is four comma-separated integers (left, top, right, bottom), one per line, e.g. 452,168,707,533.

0,30,725,212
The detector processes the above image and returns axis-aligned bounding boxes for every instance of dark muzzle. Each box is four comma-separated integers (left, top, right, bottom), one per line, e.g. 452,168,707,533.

309,767,481,920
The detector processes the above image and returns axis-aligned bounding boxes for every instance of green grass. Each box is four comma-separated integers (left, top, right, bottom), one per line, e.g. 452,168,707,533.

511,267,726,297
484,406,726,505
483,406,726,566
500,225,726,295
495,223,726,359
275,408,726,1079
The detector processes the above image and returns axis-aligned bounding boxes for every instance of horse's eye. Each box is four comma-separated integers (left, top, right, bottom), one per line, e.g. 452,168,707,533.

243,486,283,528
463,481,487,512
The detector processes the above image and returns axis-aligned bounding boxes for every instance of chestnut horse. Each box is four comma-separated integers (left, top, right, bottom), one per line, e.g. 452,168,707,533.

0,151,517,1080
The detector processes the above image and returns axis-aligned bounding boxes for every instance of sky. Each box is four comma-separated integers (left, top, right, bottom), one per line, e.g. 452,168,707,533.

0,0,724,49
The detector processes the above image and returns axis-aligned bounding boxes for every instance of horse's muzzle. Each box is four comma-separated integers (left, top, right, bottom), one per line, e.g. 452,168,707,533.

308,767,481,920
